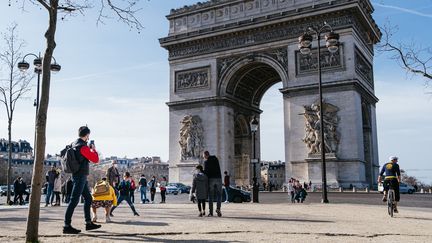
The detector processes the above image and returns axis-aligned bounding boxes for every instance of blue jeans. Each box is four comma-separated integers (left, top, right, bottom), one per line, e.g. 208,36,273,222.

208,178,222,214
64,175,92,226
45,184,54,205
110,194,137,215
140,187,147,203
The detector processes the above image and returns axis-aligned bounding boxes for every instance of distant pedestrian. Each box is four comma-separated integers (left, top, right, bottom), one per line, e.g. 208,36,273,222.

65,177,73,203
159,177,167,203
91,178,117,223
13,177,25,205
139,175,148,204
223,171,230,203
110,172,140,217
45,166,57,207
63,126,101,234
287,179,295,203
295,185,308,203
106,160,120,189
148,176,157,204
52,170,62,206
192,165,208,217
203,151,223,217
130,176,136,203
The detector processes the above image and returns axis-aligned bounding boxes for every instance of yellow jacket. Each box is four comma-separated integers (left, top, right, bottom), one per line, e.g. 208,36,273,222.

92,183,118,206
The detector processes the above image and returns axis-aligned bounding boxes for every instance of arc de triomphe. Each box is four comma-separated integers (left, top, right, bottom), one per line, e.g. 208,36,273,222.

160,0,381,188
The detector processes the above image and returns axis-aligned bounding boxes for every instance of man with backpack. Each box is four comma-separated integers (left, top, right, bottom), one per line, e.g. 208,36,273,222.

139,175,148,204
63,126,101,234
110,172,140,217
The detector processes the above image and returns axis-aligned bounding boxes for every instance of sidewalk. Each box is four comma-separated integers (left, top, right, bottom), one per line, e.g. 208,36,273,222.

0,202,431,242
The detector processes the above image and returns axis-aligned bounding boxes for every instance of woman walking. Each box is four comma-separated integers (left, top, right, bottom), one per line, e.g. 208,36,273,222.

52,170,62,206
110,172,140,217
191,165,208,217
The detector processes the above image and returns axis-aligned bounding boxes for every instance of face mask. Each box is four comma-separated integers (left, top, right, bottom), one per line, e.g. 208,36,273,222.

196,169,201,174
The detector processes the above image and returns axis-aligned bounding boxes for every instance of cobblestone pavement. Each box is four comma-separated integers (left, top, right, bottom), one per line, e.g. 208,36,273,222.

0,193,431,243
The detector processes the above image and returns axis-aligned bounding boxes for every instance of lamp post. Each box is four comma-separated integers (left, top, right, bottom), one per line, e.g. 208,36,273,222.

250,116,259,203
18,53,61,155
18,53,61,113
298,22,340,204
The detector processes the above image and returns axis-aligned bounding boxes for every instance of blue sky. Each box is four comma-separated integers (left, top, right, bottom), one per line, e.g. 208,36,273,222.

0,1,431,184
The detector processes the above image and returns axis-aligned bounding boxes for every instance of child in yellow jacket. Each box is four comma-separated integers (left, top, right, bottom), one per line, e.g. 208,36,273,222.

91,178,117,223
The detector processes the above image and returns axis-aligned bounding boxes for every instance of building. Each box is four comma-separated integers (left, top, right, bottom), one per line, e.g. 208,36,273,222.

260,161,286,191
0,139,33,159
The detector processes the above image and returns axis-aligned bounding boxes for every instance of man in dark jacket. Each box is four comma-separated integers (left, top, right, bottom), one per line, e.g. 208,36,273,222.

106,160,120,188
63,126,101,234
203,151,223,217
45,166,57,207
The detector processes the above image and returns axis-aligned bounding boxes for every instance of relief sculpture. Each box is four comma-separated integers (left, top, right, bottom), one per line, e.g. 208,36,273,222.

179,115,204,161
301,101,340,156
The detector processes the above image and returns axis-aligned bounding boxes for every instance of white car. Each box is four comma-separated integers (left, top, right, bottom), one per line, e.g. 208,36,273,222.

155,186,180,195
378,182,416,194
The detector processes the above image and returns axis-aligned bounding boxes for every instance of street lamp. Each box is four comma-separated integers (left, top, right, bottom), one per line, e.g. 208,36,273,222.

250,116,259,203
18,53,61,112
298,22,340,204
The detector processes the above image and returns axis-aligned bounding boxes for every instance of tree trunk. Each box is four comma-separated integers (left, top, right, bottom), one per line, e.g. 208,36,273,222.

25,2,58,242
6,119,12,204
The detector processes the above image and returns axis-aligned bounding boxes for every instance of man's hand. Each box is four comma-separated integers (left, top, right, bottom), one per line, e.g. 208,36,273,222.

377,176,382,183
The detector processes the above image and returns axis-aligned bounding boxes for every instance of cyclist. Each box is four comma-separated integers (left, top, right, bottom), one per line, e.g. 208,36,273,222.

378,156,401,213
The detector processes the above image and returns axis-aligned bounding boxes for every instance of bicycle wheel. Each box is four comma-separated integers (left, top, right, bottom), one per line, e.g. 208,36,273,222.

388,189,394,217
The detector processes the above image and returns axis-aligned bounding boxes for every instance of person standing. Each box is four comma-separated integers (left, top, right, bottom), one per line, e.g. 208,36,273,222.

192,165,208,217
110,172,140,217
65,177,73,204
139,175,148,204
287,179,295,203
159,177,167,203
13,177,24,205
106,160,120,189
52,170,62,206
45,166,57,207
203,151,223,217
223,171,230,203
63,126,101,234
130,176,136,203
148,176,157,204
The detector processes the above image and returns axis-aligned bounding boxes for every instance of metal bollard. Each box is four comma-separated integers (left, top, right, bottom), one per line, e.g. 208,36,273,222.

353,187,356,193
365,187,370,193
429,189,432,194
420,188,424,194
339,187,343,192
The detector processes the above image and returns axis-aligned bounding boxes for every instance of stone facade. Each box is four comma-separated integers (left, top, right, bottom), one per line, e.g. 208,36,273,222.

161,0,381,187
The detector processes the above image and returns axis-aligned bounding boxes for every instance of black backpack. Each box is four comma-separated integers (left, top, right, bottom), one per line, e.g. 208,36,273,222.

60,144,80,174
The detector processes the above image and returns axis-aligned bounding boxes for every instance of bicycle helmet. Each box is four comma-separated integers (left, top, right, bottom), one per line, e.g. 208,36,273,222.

389,156,398,161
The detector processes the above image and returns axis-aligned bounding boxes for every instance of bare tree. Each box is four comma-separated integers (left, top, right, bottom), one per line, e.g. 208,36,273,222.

0,23,32,206
377,25,432,84
8,1,144,242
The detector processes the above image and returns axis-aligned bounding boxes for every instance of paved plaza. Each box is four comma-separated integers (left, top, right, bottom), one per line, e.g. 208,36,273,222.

0,193,431,243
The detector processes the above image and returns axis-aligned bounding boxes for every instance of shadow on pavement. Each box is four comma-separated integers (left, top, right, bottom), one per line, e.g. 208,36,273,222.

0,217,57,222
400,216,432,221
111,221,168,226
224,216,333,223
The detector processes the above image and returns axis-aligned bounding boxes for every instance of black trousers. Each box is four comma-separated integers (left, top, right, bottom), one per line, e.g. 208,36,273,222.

150,188,156,202
161,189,166,202
384,178,400,202
197,199,206,212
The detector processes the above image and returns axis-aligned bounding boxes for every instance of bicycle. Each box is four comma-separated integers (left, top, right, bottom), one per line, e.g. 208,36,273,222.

387,187,395,217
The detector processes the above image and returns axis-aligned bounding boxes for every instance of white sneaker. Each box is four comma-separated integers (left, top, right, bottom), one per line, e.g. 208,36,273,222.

224,201,229,203
106,216,112,223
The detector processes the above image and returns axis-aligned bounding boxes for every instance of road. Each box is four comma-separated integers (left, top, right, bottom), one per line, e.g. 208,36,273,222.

2,191,432,209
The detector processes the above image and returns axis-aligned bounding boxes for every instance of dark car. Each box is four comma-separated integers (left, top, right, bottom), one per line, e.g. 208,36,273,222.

222,186,251,203
168,183,191,194
0,185,14,197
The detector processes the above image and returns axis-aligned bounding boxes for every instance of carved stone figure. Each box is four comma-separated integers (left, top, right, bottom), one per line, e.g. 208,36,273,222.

301,101,340,156
179,115,204,161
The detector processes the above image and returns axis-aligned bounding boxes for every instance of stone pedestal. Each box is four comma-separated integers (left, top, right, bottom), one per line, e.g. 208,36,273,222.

170,160,199,186
305,155,339,188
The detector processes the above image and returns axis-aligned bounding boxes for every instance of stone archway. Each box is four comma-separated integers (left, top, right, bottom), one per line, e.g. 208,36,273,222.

161,0,381,188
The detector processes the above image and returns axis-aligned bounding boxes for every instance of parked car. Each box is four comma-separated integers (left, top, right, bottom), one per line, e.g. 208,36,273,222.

221,186,251,203
378,182,416,194
0,185,14,197
167,183,191,194
156,185,179,195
